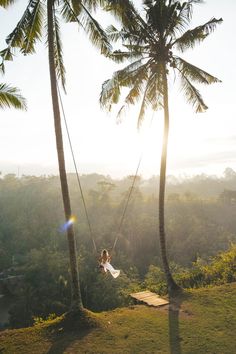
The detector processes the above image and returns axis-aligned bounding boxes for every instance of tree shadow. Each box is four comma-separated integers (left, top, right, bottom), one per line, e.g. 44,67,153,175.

168,292,190,354
44,309,100,354
45,328,90,354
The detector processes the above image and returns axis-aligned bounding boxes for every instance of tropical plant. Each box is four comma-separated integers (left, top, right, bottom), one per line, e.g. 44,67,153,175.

100,0,222,293
0,3,26,110
0,0,111,311
0,82,26,110
0,0,16,7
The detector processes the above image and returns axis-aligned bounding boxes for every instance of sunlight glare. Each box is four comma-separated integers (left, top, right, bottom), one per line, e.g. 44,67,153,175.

59,216,76,233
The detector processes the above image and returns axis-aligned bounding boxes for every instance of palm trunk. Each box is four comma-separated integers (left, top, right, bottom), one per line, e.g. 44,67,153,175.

159,63,181,295
47,0,83,310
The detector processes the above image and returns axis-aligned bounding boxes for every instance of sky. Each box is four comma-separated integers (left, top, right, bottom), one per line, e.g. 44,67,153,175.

0,0,236,179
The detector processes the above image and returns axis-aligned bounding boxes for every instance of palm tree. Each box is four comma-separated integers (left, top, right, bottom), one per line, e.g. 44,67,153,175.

0,82,26,110
100,0,222,294
0,0,110,311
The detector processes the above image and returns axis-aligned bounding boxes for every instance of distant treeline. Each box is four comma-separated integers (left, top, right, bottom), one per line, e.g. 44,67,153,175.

1,169,236,270
0,170,236,328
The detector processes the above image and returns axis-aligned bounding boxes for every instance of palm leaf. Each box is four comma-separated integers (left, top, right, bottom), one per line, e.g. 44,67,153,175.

61,0,111,55
179,74,208,113
137,80,151,128
0,47,13,61
100,59,147,111
106,24,124,42
108,49,144,63
78,2,111,55
145,64,164,111
106,0,154,43
116,63,150,123
105,0,139,30
100,76,121,112
166,0,202,37
60,0,81,22
0,83,27,110
174,56,221,84
1,0,43,60
100,58,146,106
5,0,36,49
0,62,5,74
137,65,164,127
53,10,66,92
22,0,45,55
0,0,16,8
173,17,223,52
116,61,164,125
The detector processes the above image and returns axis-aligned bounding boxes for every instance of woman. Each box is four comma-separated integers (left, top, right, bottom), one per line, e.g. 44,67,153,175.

99,249,120,278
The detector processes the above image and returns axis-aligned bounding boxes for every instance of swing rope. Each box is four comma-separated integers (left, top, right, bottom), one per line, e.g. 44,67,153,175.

111,155,142,252
111,113,155,252
57,84,97,253
57,83,152,255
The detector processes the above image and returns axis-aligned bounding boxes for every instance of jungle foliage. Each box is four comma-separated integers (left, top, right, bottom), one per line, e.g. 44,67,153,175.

0,170,236,328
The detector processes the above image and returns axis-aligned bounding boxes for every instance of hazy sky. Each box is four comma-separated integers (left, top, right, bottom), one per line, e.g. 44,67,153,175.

0,0,235,178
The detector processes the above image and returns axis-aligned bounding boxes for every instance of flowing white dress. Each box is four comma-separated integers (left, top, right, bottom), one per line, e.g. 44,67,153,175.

102,261,120,278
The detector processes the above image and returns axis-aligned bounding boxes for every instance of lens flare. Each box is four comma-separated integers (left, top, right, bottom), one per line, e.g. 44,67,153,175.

59,216,76,232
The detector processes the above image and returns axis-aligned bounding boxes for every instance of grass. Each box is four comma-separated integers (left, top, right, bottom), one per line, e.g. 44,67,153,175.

0,283,236,353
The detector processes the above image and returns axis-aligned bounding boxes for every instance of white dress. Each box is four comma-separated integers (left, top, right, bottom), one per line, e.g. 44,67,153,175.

101,261,120,278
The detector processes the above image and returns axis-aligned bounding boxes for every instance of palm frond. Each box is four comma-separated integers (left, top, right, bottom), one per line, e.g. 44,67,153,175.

5,0,37,49
108,49,144,63
21,0,45,55
146,0,170,35
100,76,121,112
76,0,99,12
105,0,139,30
173,17,223,52
116,64,149,123
179,74,208,113
123,43,149,54
106,24,124,42
0,47,14,61
78,3,111,56
0,62,5,74
145,65,164,111
137,65,164,127
1,0,44,61
0,0,16,8
137,80,151,128
53,10,66,92
100,59,147,111
60,0,81,22
106,0,154,44
0,83,27,110
166,0,203,37
174,56,221,84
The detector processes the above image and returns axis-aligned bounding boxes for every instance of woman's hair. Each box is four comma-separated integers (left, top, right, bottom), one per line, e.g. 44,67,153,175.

101,249,108,256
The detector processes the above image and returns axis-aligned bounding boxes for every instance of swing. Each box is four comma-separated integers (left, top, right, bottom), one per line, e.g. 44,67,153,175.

58,84,143,278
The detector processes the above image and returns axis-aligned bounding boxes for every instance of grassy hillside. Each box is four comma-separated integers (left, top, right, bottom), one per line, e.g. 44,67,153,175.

0,283,236,354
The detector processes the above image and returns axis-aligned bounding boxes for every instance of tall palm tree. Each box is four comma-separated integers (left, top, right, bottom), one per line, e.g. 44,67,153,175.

100,0,222,294
0,0,110,310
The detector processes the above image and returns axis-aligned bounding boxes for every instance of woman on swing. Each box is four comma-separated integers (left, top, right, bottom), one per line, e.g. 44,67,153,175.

99,249,120,278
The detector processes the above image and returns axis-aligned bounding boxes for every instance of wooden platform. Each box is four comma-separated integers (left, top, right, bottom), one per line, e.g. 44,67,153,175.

130,290,169,307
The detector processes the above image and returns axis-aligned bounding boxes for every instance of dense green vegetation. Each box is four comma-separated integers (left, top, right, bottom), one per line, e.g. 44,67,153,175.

1,283,236,354
0,171,236,328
